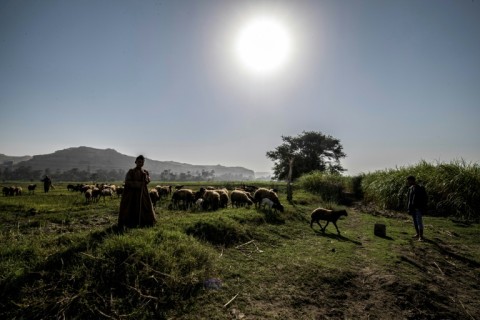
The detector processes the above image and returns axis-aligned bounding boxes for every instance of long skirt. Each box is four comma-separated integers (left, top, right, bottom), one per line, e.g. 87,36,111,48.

118,187,156,228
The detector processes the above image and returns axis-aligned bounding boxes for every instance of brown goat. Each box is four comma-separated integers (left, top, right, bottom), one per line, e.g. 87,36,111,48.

310,208,348,234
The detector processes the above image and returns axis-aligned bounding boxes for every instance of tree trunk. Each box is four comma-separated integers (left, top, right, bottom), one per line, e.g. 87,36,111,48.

287,158,294,202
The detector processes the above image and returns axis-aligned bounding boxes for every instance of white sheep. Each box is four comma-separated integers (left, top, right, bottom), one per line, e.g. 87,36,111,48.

194,198,204,211
253,188,281,208
260,198,284,213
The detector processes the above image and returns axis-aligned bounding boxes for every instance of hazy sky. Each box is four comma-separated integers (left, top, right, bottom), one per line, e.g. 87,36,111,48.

1,0,479,175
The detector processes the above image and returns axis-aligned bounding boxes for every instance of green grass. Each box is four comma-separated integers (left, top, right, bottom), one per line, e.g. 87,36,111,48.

1,182,479,319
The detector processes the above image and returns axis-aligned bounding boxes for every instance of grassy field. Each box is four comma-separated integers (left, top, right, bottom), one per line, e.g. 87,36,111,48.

1,182,479,319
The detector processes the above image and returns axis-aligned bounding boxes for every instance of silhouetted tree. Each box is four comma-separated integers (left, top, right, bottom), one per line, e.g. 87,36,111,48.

266,131,346,181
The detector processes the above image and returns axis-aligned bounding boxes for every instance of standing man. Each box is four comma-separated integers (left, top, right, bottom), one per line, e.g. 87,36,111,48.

406,175,427,241
118,155,156,229
41,175,52,193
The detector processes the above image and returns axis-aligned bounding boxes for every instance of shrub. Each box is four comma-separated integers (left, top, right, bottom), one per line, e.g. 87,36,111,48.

297,171,345,203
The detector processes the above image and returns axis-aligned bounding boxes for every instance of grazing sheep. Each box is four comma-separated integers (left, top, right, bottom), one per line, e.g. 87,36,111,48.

80,184,94,194
8,186,16,196
275,203,284,213
116,186,124,197
3,186,15,196
107,184,117,193
230,190,254,208
91,187,101,202
155,185,170,199
100,188,114,202
194,198,204,211
28,184,37,194
242,184,258,193
193,187,224,211
85,189,93,203
310,208,348,234
149,188,160,207
202,190,220,211
171,189,195,210
253,188,281,208
260,198,284,213
215,188,230,208
13,186,22,196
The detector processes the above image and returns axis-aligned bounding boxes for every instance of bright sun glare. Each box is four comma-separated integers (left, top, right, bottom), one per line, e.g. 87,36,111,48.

235,16,292,75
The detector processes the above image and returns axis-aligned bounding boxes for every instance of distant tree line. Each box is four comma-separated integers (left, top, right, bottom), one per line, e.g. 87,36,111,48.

0,166,251,182
0,166,127,182
150,169,250,181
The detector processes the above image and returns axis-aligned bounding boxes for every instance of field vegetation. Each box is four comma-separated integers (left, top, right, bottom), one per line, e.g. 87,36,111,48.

1,160,479,319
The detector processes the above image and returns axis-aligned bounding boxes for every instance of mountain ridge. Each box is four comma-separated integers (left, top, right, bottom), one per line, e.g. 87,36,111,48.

3,146,255,179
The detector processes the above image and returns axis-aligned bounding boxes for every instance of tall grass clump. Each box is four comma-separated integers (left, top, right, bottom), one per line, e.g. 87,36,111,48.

297,171,346,203
185,216,251,247
362,160,480,221
0,227,217,319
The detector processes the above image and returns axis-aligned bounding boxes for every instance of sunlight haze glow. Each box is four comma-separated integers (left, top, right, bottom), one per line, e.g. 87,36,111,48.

1,0,479,176
235,16,292,75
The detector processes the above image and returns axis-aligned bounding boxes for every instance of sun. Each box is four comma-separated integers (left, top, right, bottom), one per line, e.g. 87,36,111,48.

235,16,292,75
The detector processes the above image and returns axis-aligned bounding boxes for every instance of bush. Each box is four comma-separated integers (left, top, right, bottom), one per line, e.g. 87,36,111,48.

297,171,346,203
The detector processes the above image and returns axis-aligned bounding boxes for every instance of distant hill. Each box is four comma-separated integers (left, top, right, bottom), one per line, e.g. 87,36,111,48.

0,154,32,167
9,146,254,179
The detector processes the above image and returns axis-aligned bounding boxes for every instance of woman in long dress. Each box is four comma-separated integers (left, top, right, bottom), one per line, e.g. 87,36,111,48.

118,155,156,229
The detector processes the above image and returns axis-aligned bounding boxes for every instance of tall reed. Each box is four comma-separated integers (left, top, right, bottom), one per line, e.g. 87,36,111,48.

362,160,480,221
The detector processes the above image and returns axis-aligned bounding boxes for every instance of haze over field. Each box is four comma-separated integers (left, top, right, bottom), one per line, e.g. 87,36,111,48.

1,0,479,175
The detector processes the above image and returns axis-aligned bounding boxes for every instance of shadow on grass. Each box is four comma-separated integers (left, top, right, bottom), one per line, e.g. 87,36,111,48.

450,219,477,227
312,228,362,245
424,237,480,267
263,211,286,225
374,234,394,241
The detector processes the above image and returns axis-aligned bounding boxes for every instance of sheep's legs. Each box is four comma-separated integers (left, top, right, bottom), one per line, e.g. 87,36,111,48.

322,221,330,233
310,219,324,230
333,222,341,234
311,218,342,234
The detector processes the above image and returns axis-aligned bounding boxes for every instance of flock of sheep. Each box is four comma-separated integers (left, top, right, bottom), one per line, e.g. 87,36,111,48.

64,183,285,215
2,184,37,196
66,183,122,203
2,182,349,234
151,185,285,214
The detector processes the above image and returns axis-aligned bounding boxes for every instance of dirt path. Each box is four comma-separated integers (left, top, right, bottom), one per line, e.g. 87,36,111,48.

328,206,480,320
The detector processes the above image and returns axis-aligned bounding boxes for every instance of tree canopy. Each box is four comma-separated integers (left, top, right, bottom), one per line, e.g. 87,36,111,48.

266,131,346,180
